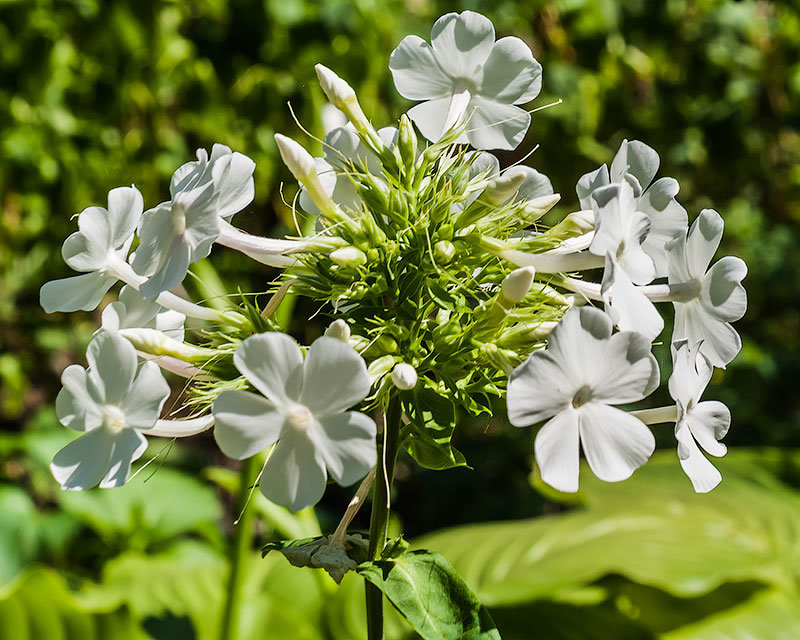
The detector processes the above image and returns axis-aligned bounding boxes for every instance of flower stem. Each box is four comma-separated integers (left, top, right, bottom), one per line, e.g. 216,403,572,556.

219,456,259,640
560,277,700,303
631,405,678,425
365,398,402,640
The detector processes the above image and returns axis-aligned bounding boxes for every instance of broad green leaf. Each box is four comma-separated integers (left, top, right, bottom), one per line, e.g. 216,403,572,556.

402,386,469,471
417,451,800,605
0,567,145,640
357,549,501,640
58,467,222,546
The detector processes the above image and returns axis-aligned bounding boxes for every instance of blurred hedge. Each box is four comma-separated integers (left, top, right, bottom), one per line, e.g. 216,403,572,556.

1,0,798,454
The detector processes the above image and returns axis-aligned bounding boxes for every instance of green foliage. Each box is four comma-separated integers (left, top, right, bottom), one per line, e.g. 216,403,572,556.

358,549,501,640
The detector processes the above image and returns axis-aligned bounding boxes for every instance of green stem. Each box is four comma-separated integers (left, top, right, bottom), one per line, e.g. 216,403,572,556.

365,398,402,640
219,456,259,640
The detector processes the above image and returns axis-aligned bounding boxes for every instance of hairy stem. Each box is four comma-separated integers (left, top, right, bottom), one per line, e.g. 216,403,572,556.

219,456,259,640
365,398,402,640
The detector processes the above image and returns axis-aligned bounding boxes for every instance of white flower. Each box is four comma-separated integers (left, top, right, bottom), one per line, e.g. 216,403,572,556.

133,144,256,299
669,341,730,493
298,125,398,215
590,180,664,340
40,186,143,313
462,151,553,211
212,333,376,512
507,306,659,493
667,209,747,368
101,285,185,341
389,11,542,150
51,331,170,490
577,139,688,276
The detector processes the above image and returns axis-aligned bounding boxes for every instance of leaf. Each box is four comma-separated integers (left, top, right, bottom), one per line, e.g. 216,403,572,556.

357,549,501,640
58,467,222,545
402,387,469,471
416,451,800,606
263,533,370,583
0,567,145,640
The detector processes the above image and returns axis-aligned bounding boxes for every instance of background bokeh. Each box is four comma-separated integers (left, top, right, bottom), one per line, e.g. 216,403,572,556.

1,1,799,638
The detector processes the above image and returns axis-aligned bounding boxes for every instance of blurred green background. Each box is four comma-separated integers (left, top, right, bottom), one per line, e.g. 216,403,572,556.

1,0,799,638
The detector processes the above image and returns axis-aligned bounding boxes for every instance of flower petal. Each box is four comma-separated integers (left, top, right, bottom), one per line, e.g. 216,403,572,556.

99,429,148,488
467,98,530,151
579,403,655,483
211,151,256,219
300,336,370,417
701,256,747,322
601,257,664,341
610,139,660,190
40,272,116,313
673,301,741,368
576,164,609,211
688,400,730,457
259,432,327,512
675,421,722,493
121,362,170,429
51,427,116,491
56,364,103,431
686,209,724,277
668,341,712,408
86,331,137,405
62,228,107,272
534,410,581,493
504,166,554,202
507,351,574,426
547,306,612,386
639,177,688,277
430,11,495,79
408,97,462,144
478,36,542,104
591,327,660,404
314,411,376,486
212,389,286,459
107,186,144,249
389,36,453,100
138,237,192,301
234,333,304,407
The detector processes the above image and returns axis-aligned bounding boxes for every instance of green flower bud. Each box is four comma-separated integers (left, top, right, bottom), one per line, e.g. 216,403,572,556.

484,172,526,205
434,240,456,264
517,193,561,225
398,114,418,166
368,355,396,384
330,247,368,268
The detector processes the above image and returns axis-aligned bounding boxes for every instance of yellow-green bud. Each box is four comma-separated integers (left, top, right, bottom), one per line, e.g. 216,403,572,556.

484,172,526,205
434,240,456,264
518,193,561,224
398,114,417,164
330,247,367,268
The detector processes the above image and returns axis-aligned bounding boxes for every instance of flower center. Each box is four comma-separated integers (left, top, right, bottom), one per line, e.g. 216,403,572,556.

287,405,313,431
102,405,126,432
571,385,593,408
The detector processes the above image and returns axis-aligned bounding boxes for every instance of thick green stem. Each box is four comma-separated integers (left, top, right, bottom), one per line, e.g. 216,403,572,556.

219,456,259,640
365,398,402,640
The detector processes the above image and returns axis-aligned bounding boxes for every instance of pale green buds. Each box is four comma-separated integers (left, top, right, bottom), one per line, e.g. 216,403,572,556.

325,319,351,342
434,240,456,264
519,193,561,224
330,247,367,268
501,266,536,303
398,114,418,165
368,354,396,385
484,172,526,205
117,328,216,363
548,209,595,240
391,363,418,390
315,64,383,150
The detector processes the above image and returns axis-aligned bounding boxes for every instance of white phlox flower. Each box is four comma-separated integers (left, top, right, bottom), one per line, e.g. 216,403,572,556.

299,124,398,215
133,144,256,299
669,341,730,493
590,180,664,340
40,186,143,313
667,209,747,368
577,139,688,276
212,333,377,512
51,331,170,490
101,285,186,341
389,10,542,150
507,306,659,493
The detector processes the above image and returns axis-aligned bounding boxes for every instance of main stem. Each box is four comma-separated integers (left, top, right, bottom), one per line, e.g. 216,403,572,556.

365,397,402,640
219,456,259,640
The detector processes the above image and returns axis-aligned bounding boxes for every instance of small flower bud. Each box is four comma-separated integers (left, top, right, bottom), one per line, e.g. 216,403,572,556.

434,240,456,264
325,319,351,342
519,193,561,224
274,134,315,180
484,172,526,205
391,363,418,390
398,114,418,164
368,355,396,384
330,247,367,268
501,266,536,303
315,64,357,108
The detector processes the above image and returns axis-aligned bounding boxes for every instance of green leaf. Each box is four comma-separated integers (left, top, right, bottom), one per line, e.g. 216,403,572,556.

402,386,469,471
357,549,501,640
58,467,222,546
0,567,145,640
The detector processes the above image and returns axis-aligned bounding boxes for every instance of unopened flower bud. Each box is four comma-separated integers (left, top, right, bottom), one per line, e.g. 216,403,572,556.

315,64,357,108
501,266,536,303
484,172,526,205
519,193,561,224
330,247,367,268
325,319,351,342
391,363,418,390
368,355,396,384
434,240,456,264
274,134,315,180
398,114,418,164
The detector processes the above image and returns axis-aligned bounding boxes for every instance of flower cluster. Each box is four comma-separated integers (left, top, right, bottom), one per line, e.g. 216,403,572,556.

42,10,746,514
